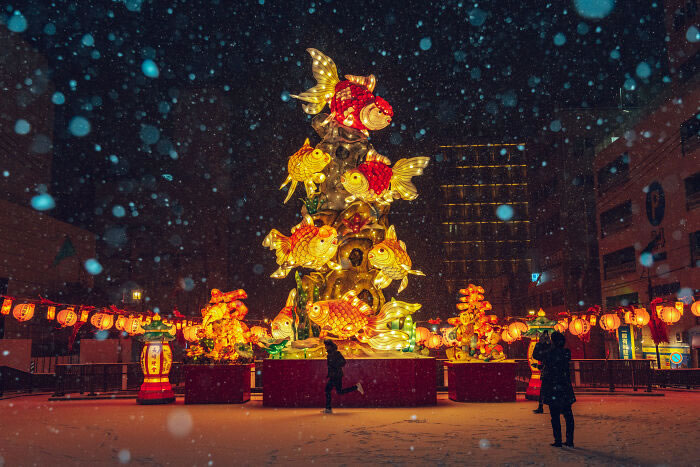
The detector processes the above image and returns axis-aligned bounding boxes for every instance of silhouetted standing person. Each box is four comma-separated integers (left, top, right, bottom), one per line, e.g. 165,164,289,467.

533,331,576,447
323,340,364,413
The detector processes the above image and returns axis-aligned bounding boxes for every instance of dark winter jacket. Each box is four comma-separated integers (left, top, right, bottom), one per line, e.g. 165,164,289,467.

326,349,346,378
533,342,576,407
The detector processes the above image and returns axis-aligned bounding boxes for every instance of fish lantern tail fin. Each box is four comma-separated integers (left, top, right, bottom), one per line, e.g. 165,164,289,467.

361,300,421,350
290,49,340,115
263,229,292,265
390,156,430,200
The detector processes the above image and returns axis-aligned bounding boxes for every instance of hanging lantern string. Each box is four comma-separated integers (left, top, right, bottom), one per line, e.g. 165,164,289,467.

0,294,203,326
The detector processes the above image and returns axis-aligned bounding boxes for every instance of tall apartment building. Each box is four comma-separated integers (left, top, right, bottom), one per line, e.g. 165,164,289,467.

594,0,699,367
436,143,531,316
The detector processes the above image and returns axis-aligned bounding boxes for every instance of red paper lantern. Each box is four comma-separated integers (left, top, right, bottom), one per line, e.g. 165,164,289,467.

1,299,12,315
426,333,442,349
91,312,114,330
124,317,145,335
46,306,56,320
554,319,568,333
115,315,127,331
599,313,621,332
657,306,682,325
57,307,78,327
501,329,516,344
624,308,650,327
568,317,590,336
507,321,528,339
183,325,202,342
12,304,35,322
415,327,431,344
691,301,700,317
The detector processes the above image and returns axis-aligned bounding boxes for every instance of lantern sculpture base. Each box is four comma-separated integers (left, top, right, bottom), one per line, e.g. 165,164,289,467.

525,375,541,400
263,357,437,407
184,364,251,404
137,381,175,405
447,361,517,402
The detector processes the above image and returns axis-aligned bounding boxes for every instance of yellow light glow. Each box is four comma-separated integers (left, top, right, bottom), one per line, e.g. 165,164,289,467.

132,291,142,300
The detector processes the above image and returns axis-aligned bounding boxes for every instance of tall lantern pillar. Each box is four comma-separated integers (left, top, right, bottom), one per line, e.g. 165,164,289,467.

525,338,541,400
523,310,556,400
137,314,177,405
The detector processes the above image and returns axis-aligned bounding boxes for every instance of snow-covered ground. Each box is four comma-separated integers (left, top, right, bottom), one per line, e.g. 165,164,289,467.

1,392,698,466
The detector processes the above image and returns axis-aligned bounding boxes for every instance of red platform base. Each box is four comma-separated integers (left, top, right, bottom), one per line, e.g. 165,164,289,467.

263,358,436,407
184,364,251,404
137,382,175,405
447,361,516,402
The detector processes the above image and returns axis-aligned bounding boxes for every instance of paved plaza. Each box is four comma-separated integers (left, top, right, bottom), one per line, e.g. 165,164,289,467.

1,392,699,465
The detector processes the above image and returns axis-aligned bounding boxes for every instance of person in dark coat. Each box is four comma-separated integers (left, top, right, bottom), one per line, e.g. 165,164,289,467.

533,331,576,447
323,340,364,413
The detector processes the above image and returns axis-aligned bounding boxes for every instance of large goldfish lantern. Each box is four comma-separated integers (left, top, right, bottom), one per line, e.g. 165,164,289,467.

369,225,425,293
262,48,430,358
280,139,332,203
307,291,421,350
291,48,393,135
263,215,339,278
341,152,430,205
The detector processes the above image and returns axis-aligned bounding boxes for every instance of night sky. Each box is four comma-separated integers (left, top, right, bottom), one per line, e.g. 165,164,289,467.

3,0,669,316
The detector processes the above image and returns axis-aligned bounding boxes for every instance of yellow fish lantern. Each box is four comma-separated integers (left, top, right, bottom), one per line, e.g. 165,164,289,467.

271,289,298,340
306,290,421,350
263,215,340,278
280,138,331,203
341,151,430,205
369,225,425,293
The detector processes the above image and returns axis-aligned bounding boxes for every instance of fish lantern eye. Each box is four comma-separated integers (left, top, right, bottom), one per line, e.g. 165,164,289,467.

379,248,385,253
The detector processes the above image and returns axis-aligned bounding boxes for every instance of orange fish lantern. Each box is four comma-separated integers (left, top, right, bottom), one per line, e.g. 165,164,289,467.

250,326,271,342
263,215,339,278
91,312,114,330
341,152,430,205
368,225,425,293
57,307,78,327
279,138,331,203
12,304,35,322
291,48,393,134
271,289,298,340
307,290,421,350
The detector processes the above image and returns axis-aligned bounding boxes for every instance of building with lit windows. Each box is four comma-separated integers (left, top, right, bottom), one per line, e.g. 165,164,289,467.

436,143,531,316
594,0,699,367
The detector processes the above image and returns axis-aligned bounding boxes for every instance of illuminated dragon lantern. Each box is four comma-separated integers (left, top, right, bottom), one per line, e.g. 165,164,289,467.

445,284,507,362
261,49,430,356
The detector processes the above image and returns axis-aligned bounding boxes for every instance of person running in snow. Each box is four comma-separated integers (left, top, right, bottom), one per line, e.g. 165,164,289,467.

323,339,363,413
533,331,576,448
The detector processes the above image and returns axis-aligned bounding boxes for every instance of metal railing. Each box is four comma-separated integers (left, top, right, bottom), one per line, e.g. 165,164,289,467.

4,359,699,399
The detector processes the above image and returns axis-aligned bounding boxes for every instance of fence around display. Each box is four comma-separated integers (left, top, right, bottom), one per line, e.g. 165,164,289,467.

2,359,700,398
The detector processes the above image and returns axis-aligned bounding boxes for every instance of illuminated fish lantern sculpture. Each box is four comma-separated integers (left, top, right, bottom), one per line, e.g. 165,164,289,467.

263,215,340,278
368,225,425,293
270,289,298,340
280,138,332,203
291,48,393,135
341,152,430,205
307,291,421,350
